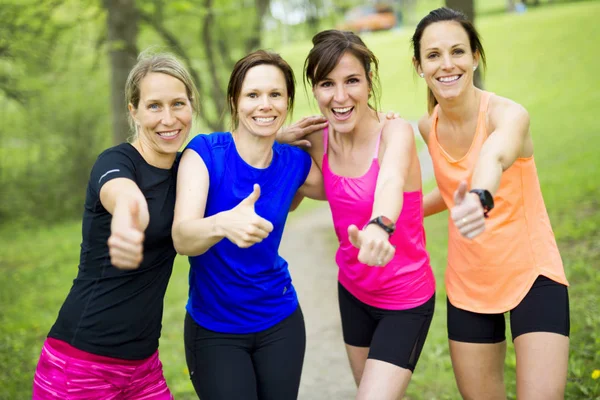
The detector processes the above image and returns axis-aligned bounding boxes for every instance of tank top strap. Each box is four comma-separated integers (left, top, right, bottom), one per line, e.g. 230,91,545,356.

429,105,440,146
474,91,494,141
479,91,494,113
323,126,329,153
373,129,383,159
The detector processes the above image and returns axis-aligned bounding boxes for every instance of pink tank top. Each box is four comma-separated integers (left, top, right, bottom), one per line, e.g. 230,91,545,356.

322,127,435,309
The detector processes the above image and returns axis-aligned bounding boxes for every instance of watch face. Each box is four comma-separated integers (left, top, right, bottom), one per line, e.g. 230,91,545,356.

379,216,395,228
483,191,494,206
477,190,493,209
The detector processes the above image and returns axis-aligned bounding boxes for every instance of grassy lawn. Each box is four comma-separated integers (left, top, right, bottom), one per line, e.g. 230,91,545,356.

1,2,599,399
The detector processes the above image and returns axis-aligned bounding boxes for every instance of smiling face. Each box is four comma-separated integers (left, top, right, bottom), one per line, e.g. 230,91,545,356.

312,52,371,134
129,72,193,164
236,64,289,138
416,21,479,102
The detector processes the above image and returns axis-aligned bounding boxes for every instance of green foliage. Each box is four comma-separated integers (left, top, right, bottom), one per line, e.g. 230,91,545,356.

0,0,110,224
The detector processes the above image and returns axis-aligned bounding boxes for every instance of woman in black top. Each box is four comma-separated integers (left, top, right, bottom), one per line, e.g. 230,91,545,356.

32,52,200,399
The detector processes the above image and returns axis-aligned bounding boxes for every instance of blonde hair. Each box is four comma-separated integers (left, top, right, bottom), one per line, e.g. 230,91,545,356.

125,51,200,136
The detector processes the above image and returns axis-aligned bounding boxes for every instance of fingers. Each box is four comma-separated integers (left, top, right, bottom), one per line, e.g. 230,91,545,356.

129,201,140,230
291,139,312,148
302,121,329,135
254,216,274,234
453,180,468,206
110,200,145,270
348,225,361,248
108,230,144,269
454,213,486,239
240,184,261,207
292,115,328,137
297,115,328,127
452,196,486,239
231,216,274,248
234,226,271,248
357,239,395,267
385,111,401,120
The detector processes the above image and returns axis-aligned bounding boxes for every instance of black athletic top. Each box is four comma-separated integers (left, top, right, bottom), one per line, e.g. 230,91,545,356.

48,143,178,360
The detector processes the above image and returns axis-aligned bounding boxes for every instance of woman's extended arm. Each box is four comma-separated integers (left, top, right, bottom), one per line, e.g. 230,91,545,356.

452,98,532,239
172,150,273,256
349,119,416,267
423,186,447,217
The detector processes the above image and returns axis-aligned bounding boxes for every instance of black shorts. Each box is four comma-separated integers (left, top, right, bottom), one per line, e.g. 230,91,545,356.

338,282,435,372
447,275,570,343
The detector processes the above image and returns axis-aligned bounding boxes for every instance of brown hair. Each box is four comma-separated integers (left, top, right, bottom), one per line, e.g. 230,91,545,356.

227,50,296,130
411,7,487,114
125,51,200,136
304,29,380,111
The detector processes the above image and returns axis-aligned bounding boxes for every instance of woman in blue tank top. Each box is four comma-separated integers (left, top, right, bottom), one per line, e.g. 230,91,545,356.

172,50,324,400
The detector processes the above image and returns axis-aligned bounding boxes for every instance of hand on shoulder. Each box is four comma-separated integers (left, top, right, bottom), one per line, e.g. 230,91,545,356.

277,115,328,148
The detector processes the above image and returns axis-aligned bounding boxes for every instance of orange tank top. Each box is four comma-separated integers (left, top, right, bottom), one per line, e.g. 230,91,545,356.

428,91,568,313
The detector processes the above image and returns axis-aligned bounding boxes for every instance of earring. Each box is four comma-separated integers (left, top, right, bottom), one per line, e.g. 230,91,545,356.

419,73,424,78
473,66,478,71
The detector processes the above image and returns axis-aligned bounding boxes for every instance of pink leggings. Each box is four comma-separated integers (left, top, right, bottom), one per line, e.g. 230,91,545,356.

32,339,173,399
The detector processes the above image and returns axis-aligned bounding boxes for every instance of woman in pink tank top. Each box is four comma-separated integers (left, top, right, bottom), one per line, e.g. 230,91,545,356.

412,8,569,400
282,30,436,400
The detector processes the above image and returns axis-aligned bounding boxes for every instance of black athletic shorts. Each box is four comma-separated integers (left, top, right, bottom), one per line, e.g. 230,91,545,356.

447,275,570,343
338,282,435,372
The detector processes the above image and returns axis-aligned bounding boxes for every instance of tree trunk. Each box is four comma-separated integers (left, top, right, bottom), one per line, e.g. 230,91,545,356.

103,0,139,144
445,0,483,88
201,0,226,127
245,0,270,53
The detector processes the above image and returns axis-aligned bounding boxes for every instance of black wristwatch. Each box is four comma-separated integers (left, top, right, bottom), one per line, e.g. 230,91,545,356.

366,215,396,235
469,189,494,218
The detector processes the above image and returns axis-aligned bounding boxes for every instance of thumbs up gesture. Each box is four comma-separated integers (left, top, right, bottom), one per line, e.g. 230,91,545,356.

347,223,395,267
108,199,149,270
450,181,486,239
223,184,274,248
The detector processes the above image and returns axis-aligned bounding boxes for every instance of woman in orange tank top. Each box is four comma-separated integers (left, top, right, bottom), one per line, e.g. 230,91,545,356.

412,7,569,400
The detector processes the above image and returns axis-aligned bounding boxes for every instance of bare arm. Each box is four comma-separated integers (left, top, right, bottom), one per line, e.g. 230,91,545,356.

290,157,326,212
423,186,447,217
416,114,448,217
172,150,220,256
471,100,531,194
172,150,274,256
299,158,326,200
452,99,531,239
349,119,415,267
101,178,149,270
371,119,414,223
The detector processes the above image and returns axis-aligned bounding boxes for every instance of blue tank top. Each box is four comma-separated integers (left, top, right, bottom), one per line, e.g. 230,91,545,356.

185,132,312,333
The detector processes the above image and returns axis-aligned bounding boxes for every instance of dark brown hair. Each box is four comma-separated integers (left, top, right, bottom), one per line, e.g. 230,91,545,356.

304,29,380,111
227,50,295,130
411,7,487,114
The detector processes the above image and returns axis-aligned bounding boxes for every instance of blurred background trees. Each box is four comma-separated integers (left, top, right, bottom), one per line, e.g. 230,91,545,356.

0,0,568,224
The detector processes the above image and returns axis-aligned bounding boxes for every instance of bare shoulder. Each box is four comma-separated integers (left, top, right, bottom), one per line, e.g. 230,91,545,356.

488,94,530,128
417,113,433,143
305,128,325,161
382,117,413,135
381,118,415,151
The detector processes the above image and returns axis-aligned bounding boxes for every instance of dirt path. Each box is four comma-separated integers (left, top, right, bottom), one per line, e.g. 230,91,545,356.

281,131,433,399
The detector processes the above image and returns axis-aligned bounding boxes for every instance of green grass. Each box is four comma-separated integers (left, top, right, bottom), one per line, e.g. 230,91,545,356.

1,2,600,399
